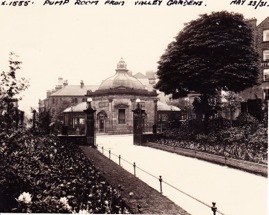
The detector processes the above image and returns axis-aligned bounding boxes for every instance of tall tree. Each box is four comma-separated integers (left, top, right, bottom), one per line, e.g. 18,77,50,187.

0,53,29,129
156,11,259,119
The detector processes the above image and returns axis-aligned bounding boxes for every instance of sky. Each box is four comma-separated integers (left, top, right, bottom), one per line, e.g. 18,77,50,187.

0,0,268,115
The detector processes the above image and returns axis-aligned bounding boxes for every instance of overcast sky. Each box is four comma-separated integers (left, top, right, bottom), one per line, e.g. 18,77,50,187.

0,0,268,115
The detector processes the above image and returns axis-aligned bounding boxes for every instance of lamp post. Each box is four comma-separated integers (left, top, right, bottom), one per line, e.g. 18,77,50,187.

84,98,96,147
132,98,145,145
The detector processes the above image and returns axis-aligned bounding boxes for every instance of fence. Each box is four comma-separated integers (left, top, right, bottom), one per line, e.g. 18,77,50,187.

97,144,226,215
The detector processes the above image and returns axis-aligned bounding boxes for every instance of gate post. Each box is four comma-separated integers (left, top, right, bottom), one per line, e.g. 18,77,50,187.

84,98,96,147
132,98,145,145
32,109,36,131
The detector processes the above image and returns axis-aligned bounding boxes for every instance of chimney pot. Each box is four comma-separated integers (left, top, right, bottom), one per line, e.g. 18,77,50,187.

80,80,84,88
63,80,68,86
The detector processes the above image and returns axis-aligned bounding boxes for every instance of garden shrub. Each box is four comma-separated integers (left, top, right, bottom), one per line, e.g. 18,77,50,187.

156,115,268,164
235,112,259,127
0,129,131,213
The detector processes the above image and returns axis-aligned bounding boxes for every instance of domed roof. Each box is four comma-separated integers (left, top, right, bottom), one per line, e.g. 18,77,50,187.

98,58,146,91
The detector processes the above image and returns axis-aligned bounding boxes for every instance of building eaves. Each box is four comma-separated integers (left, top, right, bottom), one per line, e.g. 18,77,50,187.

51,85,99,96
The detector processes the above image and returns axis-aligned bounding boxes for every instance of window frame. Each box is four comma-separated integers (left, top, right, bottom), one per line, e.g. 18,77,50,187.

263,50,269,61
264,69,269,81
72,97,78,103
263,29,269,42
118,109,126,124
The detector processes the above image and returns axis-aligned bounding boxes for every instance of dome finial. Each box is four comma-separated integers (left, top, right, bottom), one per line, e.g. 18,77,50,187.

117,58,127,70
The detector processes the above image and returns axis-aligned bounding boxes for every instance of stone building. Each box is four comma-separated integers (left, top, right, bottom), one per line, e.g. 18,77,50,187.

38,78,99,122
86,58,158,134
63,59,158,134
240,17,269,102
62,59,180,134
258,17,269,100
39,59,180,134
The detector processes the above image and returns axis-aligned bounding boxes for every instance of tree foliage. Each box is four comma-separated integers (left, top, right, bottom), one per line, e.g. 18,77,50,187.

37,109,51,134
155,11,259,98
0,53,29,129
192,94,221,120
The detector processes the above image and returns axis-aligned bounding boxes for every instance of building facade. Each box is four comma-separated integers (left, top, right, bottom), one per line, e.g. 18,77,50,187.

38,78,99,122
63,59,159,134
240,17,269,103
258,17,269,100
40,59,179,134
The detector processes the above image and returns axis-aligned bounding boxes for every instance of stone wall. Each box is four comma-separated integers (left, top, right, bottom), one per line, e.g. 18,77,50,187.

92,94,157,134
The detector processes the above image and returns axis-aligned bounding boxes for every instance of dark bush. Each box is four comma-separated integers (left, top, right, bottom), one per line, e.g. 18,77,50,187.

156,116,267,164
0,129,131,213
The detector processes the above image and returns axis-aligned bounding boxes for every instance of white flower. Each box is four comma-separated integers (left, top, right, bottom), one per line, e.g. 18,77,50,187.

60,197,72,211
17,192,32,204
78,209,89,214
129,192,134,197
60,197,69,205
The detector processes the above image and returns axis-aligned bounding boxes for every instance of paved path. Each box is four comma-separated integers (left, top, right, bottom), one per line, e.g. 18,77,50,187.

95,134,268,215
80,146,190,215
144,142,268,177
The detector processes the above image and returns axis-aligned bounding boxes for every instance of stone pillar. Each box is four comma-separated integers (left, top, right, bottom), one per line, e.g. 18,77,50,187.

153,99,158,134
108,98,113,133
84,99,96,147
32,109,37,131
130,98,136,132
132,100,145,145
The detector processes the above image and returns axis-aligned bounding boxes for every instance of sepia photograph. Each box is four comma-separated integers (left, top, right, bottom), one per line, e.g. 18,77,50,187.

0,0,268,214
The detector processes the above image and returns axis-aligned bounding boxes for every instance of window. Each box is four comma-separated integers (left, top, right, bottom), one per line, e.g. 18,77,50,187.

263,29,269,42
264,89,269,100
118,109,125,124
264,69,269,81
263,50,269,61
72,98,78,103
139,102,145,108
79,118,85,125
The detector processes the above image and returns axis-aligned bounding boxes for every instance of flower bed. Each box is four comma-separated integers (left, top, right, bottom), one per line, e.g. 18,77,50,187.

153,114,268,165
0,129,131,213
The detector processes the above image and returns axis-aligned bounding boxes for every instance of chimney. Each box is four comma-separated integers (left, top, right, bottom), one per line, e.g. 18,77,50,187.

80,80,84,88
46,90,51,98
63,80,68,87
58,77,63,86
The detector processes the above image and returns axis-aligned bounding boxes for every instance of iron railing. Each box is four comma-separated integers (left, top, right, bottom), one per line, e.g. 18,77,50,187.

97,145,226,215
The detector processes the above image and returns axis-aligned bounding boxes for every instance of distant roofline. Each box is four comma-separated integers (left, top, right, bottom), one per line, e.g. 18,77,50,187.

87,88,158,97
